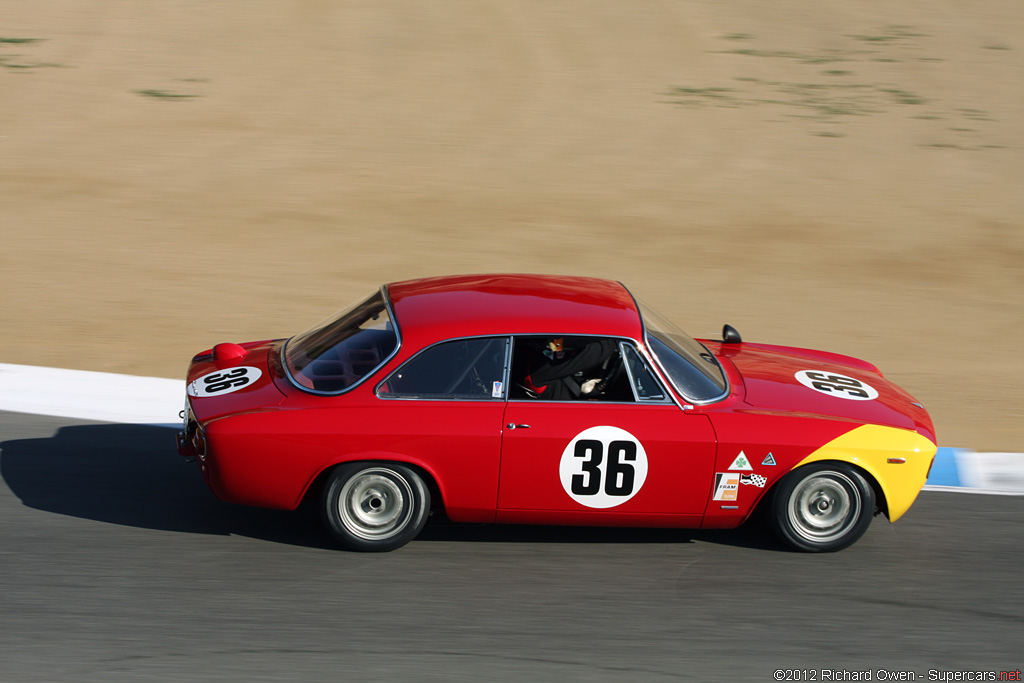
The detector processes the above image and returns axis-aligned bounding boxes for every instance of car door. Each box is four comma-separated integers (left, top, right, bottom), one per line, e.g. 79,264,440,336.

497,338,717,523
375,336,510,522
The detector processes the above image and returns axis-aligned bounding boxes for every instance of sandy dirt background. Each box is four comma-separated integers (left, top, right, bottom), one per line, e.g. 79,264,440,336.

2,1,1021,450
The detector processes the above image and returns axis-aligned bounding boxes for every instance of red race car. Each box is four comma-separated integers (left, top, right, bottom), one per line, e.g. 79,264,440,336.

178,274,936,552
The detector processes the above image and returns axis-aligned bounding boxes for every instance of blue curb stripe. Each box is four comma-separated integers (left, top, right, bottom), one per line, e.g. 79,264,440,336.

926,447,964,487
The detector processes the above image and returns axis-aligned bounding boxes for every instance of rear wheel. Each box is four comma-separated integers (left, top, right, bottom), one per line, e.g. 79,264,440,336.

322,463,430,552
770,462,875,552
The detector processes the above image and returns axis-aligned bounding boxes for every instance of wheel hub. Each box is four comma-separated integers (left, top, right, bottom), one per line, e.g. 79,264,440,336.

788,473,861,543
338,470,413,541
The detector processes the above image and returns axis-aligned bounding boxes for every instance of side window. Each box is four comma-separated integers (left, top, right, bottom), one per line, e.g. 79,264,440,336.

509,335,634,402
378,337,508,400
622,344,670,402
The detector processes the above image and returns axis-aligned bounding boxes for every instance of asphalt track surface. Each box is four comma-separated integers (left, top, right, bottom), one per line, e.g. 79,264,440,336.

2,411,1022,682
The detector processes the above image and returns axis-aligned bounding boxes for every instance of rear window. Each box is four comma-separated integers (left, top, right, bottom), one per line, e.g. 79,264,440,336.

283,290,399,394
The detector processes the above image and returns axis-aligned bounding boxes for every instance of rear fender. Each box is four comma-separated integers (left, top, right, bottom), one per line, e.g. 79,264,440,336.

300,452,448,514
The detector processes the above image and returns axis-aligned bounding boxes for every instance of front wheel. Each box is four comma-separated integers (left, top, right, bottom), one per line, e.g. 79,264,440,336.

770,462,875,552
322,463,430,552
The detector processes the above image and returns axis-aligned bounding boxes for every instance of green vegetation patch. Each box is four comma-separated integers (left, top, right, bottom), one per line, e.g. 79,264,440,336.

668,78,924,121
666,25,1002,148
847,25,930,43
1,36,63,71
134,89,199,100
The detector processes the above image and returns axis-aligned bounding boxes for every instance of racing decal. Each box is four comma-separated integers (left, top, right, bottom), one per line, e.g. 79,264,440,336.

740,473,767,488
728,452,753,471
187,366,263,398
559,426,649,509
712,473,739,501
762,453,777,466
491,381,503,398
795,370,879,401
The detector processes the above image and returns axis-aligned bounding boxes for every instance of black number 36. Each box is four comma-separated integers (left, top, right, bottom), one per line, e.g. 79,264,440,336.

571,439,637,496
805,371,869,399
203,368,250,394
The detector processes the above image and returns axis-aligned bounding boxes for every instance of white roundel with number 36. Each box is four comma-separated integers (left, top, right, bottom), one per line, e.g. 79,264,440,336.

559,426,649,509
795,370,879,401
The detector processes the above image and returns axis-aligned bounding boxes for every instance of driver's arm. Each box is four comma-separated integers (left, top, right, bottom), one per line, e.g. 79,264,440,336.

529,339,618,385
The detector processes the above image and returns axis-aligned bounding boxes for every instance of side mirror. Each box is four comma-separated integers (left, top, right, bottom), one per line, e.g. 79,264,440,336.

722,324,742,344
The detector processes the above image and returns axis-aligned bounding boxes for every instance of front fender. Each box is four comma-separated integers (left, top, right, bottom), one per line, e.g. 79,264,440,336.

792,424,937,521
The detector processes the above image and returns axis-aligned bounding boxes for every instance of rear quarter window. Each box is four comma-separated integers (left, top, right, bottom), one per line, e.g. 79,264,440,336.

378,337,508,400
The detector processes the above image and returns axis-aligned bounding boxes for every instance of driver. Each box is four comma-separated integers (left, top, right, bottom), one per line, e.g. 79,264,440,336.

523,337,618,400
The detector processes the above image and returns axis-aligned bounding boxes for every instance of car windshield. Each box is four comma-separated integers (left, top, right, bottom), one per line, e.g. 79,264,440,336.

635,298,727,402
283,290,399,393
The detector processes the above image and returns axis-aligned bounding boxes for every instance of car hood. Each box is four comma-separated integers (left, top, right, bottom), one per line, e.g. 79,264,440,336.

712,341,934,439
185,341,286,423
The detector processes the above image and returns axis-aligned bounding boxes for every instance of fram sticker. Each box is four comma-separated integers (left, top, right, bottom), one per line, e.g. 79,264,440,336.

728,452,753,471
795,370,879,401
187,366,263,397
713,473,739,501
740,473,767,488
559,426,649,509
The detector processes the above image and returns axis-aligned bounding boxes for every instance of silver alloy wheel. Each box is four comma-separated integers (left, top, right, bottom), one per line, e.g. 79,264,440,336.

787,472,861,544
337,468,414,541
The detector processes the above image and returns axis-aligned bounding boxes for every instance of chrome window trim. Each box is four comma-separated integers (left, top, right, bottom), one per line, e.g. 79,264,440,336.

282,285,403,397
619,341,673,404
505,398,675,406
632,344,687,411
622,284,730,406
375,335,512,402
503,334,674,406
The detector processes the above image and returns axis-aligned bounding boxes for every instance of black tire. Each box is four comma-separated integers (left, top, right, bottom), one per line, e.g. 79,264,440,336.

770,462,875,552
322,462,430,552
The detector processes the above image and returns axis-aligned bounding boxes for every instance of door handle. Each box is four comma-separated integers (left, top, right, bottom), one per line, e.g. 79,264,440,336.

506,423,531,430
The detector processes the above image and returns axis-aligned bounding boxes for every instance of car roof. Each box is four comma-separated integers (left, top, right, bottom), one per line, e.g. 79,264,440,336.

386,274,644,346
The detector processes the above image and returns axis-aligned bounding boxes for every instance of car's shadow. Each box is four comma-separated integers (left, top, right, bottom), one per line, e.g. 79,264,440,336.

417,519,783,550
0,423,334,549
0,423,785,552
